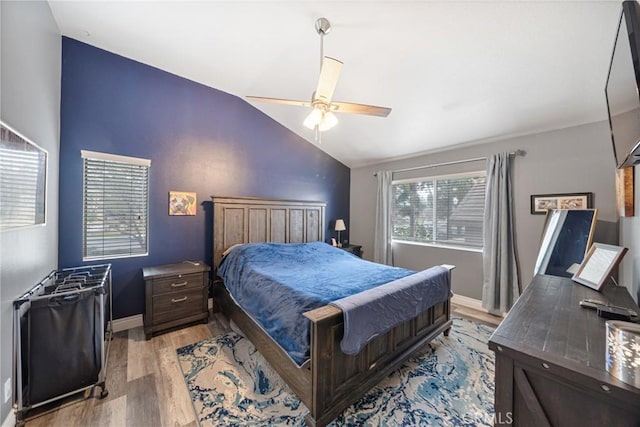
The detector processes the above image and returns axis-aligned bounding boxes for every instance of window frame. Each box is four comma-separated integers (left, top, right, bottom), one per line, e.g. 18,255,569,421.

391,170,486,251
81,150,151,261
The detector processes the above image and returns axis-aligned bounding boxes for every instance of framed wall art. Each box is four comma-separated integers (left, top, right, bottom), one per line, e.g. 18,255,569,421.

169,191,197,216
530,192,593,215
616,167,634,217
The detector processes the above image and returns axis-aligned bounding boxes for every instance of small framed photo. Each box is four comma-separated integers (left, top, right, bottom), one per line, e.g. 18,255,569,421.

169,191,197,216
530,192,593,215
572,243,628,291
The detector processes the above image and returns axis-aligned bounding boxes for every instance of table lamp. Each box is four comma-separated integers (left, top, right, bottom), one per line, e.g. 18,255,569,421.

335,219,346,248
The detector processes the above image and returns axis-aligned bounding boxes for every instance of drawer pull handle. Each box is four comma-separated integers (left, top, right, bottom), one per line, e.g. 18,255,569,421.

171,296,188,303
171,281,188,288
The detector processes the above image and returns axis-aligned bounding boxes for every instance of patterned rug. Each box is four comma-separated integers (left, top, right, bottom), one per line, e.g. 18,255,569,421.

176,317,495,426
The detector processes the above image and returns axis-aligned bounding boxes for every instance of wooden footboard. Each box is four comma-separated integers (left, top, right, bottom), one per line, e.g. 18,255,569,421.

303,300,451,427
214,280,451,427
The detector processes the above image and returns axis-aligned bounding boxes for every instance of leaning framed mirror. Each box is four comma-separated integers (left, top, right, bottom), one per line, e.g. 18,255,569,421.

533,209,598,278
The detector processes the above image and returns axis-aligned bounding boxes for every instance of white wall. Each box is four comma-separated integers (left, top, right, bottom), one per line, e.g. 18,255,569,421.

620,166,640,303
0,1,60,421
351,120,619,301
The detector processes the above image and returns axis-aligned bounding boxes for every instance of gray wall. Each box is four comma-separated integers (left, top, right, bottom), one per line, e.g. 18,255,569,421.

351,120,619,301
0,1,60,421
620,165,640,304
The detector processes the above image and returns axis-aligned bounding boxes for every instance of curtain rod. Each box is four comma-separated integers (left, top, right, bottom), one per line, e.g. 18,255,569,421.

373,149,525,176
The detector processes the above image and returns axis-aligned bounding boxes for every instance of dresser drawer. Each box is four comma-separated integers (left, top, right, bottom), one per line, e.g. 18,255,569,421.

150,272,203,296
152,288,205,324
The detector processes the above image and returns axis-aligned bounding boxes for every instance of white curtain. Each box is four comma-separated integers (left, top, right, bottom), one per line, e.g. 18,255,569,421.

482,153,521,315
374,170,394,265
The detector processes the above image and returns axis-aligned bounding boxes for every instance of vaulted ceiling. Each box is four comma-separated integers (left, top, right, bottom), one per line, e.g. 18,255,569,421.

48,1,622,167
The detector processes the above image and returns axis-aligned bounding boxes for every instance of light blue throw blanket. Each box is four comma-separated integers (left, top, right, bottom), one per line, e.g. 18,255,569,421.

330,265,451,355
217,242,450,366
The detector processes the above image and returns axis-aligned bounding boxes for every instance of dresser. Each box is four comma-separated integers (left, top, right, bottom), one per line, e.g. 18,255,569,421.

489,275,640,426
143,262,210,340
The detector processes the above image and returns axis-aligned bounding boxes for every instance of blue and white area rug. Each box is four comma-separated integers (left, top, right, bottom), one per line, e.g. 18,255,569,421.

177,317,495,426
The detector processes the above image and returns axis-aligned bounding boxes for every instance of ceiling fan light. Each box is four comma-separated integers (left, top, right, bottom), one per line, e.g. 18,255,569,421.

303,108,323,129
318,111,338,132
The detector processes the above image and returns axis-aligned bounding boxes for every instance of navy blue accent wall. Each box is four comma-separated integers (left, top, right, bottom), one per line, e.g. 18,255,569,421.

59,38,350,319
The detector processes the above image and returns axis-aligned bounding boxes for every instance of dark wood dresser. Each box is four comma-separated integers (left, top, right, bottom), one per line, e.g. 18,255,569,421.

143,261,210,340
489,274,640,426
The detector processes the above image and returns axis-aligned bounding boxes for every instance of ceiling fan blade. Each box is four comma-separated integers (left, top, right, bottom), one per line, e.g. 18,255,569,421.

246,96,312,108
330,101,392,117
314,57,343,104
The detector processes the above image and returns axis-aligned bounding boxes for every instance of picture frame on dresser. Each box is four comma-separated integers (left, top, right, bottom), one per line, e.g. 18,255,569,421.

572,243,628,291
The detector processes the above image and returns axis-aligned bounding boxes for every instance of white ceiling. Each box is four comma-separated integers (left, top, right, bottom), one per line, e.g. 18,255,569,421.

48,1,622,168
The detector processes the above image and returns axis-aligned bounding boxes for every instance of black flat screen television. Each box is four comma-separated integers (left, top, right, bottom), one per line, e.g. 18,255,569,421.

605,0,640,169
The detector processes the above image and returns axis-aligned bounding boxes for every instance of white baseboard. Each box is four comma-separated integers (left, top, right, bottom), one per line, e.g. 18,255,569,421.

110,314,143,333
451,294,485,312
109,298,214,333
451,294,506,318
2,409,15,427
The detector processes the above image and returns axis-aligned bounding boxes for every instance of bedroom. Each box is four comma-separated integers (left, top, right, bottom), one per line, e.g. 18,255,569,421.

1,1,639,426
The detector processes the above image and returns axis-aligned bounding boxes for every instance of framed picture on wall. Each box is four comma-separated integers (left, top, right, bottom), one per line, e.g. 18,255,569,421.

530,192,593,215
169,191,197,215
616,168,634,217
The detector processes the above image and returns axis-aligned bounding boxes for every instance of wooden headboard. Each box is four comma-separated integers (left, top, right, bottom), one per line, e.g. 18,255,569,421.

212,196,326,268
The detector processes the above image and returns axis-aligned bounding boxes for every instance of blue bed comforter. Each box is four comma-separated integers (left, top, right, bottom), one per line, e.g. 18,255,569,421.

217,241,416,366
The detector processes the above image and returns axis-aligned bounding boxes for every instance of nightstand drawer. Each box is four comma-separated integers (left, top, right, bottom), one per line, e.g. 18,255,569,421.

150,272,203,296
152,288,205,324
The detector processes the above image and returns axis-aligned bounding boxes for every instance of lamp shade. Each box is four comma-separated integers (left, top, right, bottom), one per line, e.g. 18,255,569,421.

303,108,323,130
335,219,346,231
318,111,338,132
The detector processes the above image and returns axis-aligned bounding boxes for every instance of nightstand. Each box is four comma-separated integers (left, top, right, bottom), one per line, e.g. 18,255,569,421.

340,244,363,258
142,261,210,340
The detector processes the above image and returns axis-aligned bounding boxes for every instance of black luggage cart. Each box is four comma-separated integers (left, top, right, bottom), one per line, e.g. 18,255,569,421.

12,264,112,424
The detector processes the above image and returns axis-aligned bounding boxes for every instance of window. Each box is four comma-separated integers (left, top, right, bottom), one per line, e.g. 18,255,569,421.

82,150,150,260
391,171,486,249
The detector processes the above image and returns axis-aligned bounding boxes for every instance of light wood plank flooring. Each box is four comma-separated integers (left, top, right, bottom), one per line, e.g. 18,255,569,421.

22,305,500,427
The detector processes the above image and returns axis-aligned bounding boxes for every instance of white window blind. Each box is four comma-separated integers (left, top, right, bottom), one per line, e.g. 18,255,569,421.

391,171,486,249
82,151,150,260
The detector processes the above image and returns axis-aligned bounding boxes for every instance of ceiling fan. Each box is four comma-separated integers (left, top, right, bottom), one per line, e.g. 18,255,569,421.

246,18,392,143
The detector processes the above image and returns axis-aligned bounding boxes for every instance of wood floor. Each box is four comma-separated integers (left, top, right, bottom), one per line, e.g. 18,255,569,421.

21,305,501,427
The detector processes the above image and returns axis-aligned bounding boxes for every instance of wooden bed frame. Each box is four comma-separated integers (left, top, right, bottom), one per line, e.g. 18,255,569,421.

212,196,452,427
